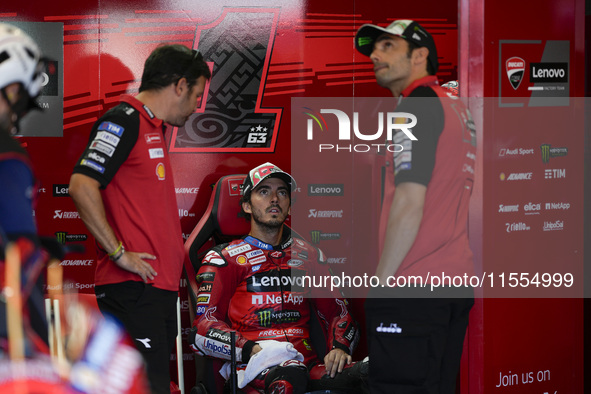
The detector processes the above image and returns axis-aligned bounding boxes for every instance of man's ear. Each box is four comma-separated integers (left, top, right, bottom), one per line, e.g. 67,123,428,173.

175,77,188,96
413,47,429,67
242,201,252,214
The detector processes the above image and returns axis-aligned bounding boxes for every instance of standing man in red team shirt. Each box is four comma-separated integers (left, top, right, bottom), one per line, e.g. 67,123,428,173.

355,20,477,393
69,45,210,394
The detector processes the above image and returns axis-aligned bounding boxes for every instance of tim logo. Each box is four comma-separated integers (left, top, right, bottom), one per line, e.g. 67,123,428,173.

506,57,525,90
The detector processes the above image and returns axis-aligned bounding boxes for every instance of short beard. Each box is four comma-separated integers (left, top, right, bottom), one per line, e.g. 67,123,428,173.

251,207,285,233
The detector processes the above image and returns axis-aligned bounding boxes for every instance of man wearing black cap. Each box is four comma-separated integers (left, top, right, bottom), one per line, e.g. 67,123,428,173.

189,162,368,394
355,20,477,393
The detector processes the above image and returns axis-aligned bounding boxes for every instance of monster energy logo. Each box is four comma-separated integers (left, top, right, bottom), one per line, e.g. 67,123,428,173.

55,232,67,244
55,232,87,244
357,37,373,47
540,144,568,164
257,309,301,328
310,230,341,245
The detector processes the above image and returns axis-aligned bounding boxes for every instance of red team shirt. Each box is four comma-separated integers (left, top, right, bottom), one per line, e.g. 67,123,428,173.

73,95,185,292
379,76,477,282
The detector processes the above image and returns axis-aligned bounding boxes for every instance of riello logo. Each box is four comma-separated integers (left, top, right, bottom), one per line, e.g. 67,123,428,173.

303,107,417,153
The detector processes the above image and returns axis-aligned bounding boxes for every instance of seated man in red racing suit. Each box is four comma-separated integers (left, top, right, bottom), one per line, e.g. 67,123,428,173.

189,163,368,394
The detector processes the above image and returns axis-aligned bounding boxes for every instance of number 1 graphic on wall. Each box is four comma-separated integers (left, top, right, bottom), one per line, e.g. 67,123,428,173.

170,8,282,153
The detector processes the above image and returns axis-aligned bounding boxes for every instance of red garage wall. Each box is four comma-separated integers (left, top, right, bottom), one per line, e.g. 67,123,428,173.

2,0,586,392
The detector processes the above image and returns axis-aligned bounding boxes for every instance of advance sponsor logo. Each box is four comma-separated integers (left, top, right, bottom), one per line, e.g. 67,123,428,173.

308,184,344,196
175,187,199,194
60,259,93,266
327,257,347,264
499,172,532,181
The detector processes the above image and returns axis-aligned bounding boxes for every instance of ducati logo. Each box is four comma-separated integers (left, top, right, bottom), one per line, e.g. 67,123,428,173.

506,57,525,90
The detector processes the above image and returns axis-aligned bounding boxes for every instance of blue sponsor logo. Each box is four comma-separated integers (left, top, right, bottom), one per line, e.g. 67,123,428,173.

98,121,125,137
205,340,231,356
80,159,105,174
196,305,207,316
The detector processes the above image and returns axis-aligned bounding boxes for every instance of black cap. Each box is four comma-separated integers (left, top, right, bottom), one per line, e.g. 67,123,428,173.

355,19,438,73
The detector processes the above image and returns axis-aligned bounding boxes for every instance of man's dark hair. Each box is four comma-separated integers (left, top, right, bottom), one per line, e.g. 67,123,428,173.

139,44,211,92
407,41,435,76
239,193,252,222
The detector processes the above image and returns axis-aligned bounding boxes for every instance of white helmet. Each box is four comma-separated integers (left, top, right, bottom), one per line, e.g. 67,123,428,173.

0,23,44,99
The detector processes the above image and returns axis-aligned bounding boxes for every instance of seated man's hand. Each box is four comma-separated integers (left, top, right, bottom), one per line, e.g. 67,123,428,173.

324,348,352,378
251,343,262,357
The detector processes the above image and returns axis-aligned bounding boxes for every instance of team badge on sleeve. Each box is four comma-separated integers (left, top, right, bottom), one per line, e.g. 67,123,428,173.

202,250,227,267
98,121,125,137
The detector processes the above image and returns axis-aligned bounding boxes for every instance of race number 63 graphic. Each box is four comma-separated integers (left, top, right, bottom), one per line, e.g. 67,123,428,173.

170,8,281,153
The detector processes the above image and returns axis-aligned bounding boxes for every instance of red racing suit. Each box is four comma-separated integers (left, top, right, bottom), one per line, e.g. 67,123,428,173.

189,233,359,367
